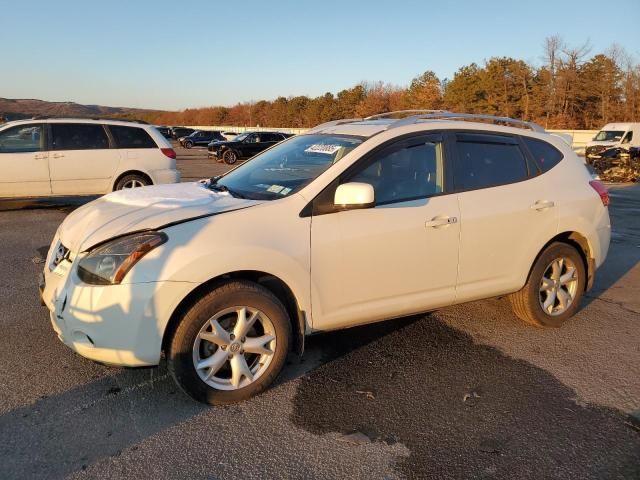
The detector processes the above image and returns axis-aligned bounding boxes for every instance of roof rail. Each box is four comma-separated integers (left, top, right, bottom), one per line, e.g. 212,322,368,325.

363,109,449,121
30,116,149,124
305,118,362,134
390,112,545,132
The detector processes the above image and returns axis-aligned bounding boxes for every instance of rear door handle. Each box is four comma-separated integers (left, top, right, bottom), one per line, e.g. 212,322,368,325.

425,216,457,228
34,153,48,159
531,200,555,211
52,153,64,158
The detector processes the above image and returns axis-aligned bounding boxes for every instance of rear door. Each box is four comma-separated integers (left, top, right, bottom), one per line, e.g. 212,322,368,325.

452,132,558,301
0,123,50,197
49,123,120,195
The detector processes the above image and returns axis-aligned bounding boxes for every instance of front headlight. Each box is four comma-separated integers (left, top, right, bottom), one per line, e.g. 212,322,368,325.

77,232,167,285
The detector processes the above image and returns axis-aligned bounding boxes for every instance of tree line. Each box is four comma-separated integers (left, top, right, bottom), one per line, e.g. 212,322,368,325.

149,36,640,130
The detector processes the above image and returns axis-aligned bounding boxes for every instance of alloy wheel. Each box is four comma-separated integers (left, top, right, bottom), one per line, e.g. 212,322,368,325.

192,306,276,390
122,179,145,188
538,256,579,316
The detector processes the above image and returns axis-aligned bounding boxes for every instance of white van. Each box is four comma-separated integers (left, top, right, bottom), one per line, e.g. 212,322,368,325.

0,118,180,198
585,122,640,161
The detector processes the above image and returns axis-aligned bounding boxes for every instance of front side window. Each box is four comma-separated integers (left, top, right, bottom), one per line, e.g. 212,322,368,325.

0,124,43,153
215,134,363,200
346,138,444,205
109,125,157,149
454,134,528,190
51,124,109,151
622,131,633,144
523,137,563,173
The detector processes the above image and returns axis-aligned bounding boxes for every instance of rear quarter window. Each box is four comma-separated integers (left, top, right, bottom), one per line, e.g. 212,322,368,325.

109,126,157,149
522,137,564,173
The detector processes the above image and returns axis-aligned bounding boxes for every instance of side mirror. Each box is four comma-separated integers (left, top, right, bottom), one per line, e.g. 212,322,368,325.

334,182,375,210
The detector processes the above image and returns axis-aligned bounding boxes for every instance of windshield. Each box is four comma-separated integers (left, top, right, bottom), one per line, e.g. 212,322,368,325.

233,133,249,142
214,134,363,200
594,130,625,142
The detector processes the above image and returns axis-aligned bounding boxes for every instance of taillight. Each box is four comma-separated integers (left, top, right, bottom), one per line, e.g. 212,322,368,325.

161,148,176,159
589,180,610,207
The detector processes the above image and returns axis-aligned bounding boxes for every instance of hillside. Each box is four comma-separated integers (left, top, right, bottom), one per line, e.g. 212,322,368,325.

0,98,165,122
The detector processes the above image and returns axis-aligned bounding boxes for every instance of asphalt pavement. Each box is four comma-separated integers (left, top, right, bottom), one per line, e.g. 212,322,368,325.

0,158,638,479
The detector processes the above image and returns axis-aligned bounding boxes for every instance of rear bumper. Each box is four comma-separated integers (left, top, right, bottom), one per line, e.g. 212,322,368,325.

149,168,181,185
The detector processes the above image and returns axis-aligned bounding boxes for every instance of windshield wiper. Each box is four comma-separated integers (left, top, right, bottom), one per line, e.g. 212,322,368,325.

208,180,247,199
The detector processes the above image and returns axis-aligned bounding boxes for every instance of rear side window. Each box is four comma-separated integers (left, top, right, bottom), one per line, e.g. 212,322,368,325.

454,134,528,190
51,124,109,151
109,126,157,149
523,137,563,173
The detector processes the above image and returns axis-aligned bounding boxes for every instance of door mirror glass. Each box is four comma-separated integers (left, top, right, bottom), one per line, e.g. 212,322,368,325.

334,182,375,209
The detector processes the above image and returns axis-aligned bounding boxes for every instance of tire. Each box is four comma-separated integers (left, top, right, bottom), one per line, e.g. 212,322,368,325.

509,242,586,327
184,140,193,149
223,149,238,165
114,173,150,190
168,280,291,405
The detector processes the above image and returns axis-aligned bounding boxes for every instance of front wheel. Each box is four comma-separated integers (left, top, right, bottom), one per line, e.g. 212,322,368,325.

510,242,586,327
223,149,238,164
184,140,193,149
168,281,291,405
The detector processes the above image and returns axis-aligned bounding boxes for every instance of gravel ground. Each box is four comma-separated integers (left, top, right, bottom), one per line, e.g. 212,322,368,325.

0,165,638,479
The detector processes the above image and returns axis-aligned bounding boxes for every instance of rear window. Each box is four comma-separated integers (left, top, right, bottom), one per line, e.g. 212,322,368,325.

109,126,157,149
523,137,563,173
454,134,528,190
51,124,109,151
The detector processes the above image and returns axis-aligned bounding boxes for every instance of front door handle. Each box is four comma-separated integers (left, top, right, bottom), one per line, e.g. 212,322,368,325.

52,153,64,159
425,216,458,228
34,153,48,159
531,200,555,211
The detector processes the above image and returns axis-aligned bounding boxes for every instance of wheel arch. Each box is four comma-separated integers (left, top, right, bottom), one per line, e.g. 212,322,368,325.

162,270,307,357
528,231,594,291
112,170,153,191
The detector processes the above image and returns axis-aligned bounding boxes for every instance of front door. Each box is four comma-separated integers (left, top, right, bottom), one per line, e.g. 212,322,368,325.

0,123,50,197
49,123,120,195
310,134,460,331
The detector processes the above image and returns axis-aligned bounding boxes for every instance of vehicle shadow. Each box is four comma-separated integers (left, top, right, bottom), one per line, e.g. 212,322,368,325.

291,314,640,479
0,196,98,212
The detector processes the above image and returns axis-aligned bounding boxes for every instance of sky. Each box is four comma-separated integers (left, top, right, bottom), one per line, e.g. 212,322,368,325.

1,0,638,111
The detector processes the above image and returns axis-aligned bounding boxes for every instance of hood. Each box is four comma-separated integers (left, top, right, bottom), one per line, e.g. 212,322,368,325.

587,140,618,147
59,182,264,252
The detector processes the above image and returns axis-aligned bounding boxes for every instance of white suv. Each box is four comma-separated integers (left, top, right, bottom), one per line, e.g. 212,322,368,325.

0,118,179,197
40,111,611,404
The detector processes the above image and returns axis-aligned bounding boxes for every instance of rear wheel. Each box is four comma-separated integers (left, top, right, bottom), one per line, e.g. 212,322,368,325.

184,140,193,149
114,173,150,190
168,281,291,404
510,242,586,327
223,149,238,164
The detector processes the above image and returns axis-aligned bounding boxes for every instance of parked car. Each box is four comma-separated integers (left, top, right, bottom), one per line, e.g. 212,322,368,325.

0,118,179,197
155,126,172,139
171,127,195,140
179,130,225,149
585,122,640,163
40,111,610,405
207,131,292,164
